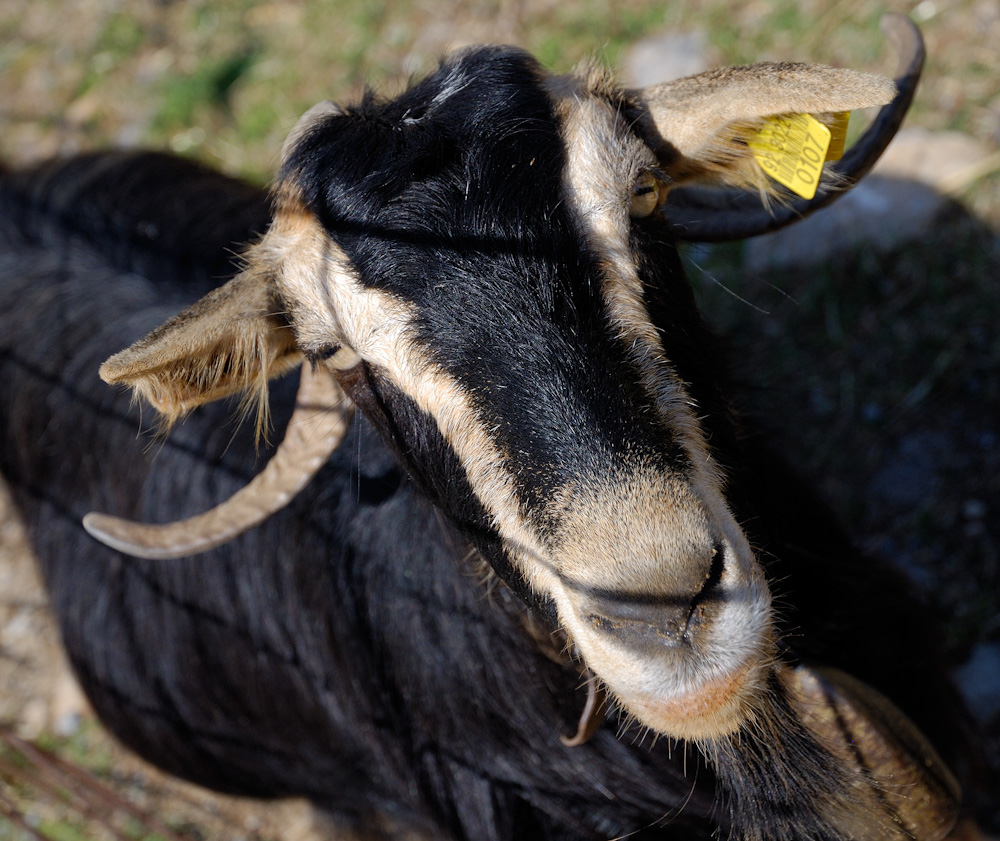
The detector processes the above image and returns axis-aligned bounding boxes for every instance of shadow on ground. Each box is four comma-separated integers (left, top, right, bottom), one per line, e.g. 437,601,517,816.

688,192,1000,826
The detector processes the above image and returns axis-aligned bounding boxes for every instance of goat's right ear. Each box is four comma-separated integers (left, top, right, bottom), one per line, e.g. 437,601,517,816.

629,63,896,192
100,262,301,430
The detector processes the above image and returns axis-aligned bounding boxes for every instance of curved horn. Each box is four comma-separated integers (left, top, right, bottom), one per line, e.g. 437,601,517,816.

664,13,924,243
782,664,960,841
83,362,353,559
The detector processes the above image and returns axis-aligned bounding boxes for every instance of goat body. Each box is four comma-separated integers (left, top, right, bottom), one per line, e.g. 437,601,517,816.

0,29,973,841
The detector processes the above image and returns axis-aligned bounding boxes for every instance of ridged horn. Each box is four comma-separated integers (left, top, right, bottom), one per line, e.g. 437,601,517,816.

83,361,353,559
783,664,961,841
664,13,924,243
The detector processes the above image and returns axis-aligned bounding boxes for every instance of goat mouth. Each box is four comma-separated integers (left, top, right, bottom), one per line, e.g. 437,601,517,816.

566,594,773,741
582,541,727,651
542,487,774,740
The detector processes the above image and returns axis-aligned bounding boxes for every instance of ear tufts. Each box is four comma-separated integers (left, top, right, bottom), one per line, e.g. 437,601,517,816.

99,257,301,439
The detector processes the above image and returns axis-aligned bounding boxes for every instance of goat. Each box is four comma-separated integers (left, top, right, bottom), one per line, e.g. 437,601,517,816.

0,15,976,841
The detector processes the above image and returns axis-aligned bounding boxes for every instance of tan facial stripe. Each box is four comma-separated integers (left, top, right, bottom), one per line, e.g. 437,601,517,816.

265,97,775,737
545,78,775,721
549,80,721,494
266,205,556,593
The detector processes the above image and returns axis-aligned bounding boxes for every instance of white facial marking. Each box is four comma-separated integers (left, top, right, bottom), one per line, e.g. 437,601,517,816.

546,76,774,738
260,206,553,591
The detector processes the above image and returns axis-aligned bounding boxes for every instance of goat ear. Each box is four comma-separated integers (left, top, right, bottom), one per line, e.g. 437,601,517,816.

99,263,301,430
629,63,896,190
281,100,343,165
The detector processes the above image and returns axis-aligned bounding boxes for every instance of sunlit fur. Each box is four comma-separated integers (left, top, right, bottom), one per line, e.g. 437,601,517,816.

98,262,300,439
623,61,895,197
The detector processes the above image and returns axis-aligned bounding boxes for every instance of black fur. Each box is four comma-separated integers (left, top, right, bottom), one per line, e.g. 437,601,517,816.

0,149,722,840
0,48,969,840
287,48,690,535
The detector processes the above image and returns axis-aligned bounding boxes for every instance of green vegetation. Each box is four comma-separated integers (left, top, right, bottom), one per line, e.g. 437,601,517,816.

155,49,260,131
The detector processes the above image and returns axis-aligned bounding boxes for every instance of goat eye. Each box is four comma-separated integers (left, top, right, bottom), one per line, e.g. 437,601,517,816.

629,173,660,218
319,345,363,371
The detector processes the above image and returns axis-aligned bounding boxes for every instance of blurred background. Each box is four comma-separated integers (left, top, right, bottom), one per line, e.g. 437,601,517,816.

1,0,998,838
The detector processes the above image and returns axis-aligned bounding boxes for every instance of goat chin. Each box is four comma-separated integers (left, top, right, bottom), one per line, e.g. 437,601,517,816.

563,620,776,741
620,661,763,741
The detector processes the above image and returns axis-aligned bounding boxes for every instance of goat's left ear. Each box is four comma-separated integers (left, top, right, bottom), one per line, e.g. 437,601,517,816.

99,262,301,431
628,63,896,190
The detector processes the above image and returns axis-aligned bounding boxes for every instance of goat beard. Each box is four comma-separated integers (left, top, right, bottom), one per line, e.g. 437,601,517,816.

701,668,895,841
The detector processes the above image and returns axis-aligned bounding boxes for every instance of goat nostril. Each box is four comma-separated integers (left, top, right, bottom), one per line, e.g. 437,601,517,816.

694,542,726,602
683,542,726,634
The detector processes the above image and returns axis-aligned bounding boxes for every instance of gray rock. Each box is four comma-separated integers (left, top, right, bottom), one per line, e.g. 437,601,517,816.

745,174,944,273
954,642,1000,724
875,127,992,187
620,30,711,88
869,431,949,507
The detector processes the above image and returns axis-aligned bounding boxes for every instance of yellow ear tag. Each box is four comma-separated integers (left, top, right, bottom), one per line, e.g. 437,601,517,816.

748,113,834,200
825,111,850,162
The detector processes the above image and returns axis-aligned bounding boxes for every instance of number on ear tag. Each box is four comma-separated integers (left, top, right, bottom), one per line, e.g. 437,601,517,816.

748,113,835,200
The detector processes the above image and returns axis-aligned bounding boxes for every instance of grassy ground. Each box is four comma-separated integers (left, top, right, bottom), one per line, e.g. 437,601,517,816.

2,0,999,187
1,0,998,837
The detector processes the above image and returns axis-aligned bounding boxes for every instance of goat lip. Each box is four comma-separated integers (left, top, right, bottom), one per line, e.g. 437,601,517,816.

576,589,710,654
